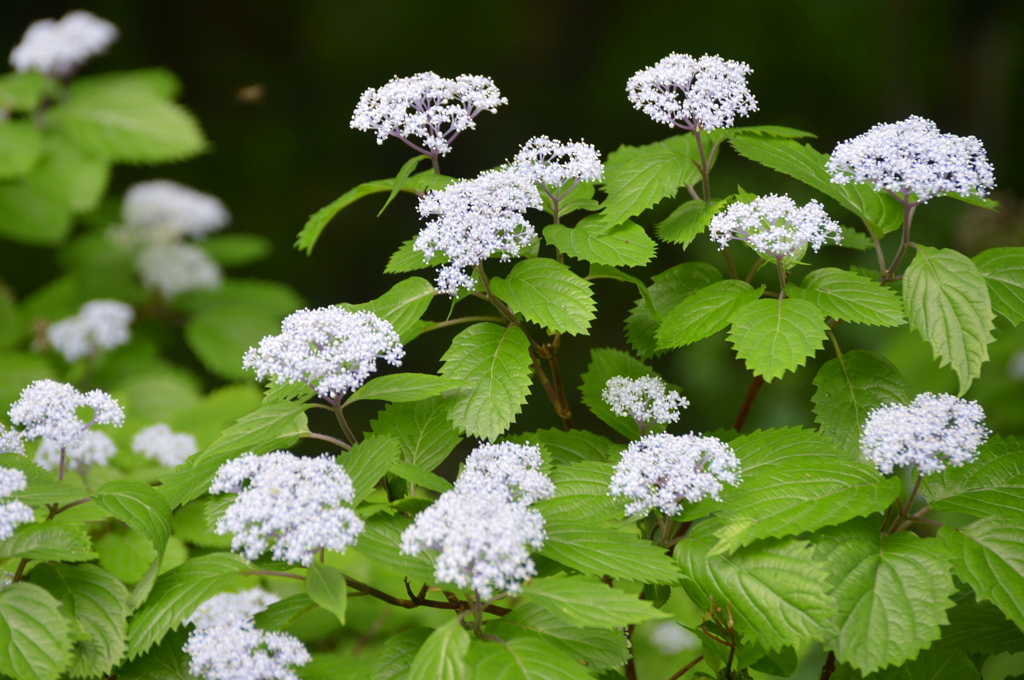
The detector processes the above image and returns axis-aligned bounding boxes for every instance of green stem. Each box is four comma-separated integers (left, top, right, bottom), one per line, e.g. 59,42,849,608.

420,316,505,334
881,198,917,283
329,396,358,446
301,431,351,451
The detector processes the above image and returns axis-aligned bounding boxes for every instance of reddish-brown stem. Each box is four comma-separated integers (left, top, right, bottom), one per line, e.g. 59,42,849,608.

668,656,705,680
819,651,837,680
733,375,765,432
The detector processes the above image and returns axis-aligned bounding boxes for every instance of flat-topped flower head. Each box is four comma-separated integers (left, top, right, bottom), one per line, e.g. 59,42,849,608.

210,451,363,566
132,423,198,467
0,425,24,456
35,430,117,472
709,194,841,260
136,243,223,298
0,467,34,541
184,619,311,680
243,307,403,401
121,180,231,243
415,166,541,295
9,10,119,78
603,375,689,427
610,432,741,517
627,53,757,132
8,380,123,448
827,115,996,203
47,299,135,362
457,441,554,505
511,136,604,189
186,588,281,630
351,71,507,156
861,392,989,475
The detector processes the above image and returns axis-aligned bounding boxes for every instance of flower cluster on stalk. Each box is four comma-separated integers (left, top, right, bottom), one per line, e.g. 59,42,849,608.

9,9,118,78
46,299,135,362
0,467,34,541
602,375,689,430
511,135,604,191
7,379,123,449
708,194,841,261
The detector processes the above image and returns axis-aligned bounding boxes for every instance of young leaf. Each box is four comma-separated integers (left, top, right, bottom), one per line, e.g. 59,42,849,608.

544,218,656,268
811,350,910,453
0,120,43,180
579,347,660,439
440,323,533,440
788,268,905,326
343,276,437,341
599,135,702,226
0,582,73,680
973,246,1024,326
469,637,594,680
656,279,764,350
340,434,400,505
346,373,459,406
31,564,130,678
727,298,829,381
903,246,995,395
0,522,96,563
940,516,1024,630
369,395,464,472
920,435,1024,519
816,520,956,674
389,460,454,493
654,198,724,247
490,258,597,335
408,618,470,680
306,562,348,626
522,576,671,629
541,519,681,584
543,180,600,218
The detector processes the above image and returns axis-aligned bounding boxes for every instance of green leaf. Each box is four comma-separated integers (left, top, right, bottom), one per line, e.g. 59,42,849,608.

93,481,173,559
440,323,533,440
485,601,629,671
816,520,956,674
535,462,623,522
0,182,73,245
126,553,249,659
252,593,316,631
52,78,207,164
544,218,656,268
0,522,96,562
491,259,597,335
199,233,273,267
32,564,130,678
306,562,348,626
373,628,432,680
408,618,469,680
727,298,829,381
587,263,657,322
788,268,905,326
0,120,43,180
343,277,436,342
811,350,910,453
26,138,111,214
354,514,436,583
921,435,1024,519
338,434,401,505
712,428,901,553
973,247,1024,326
158,401,310,508
369,396,463,472
95,532,157,587
523,576,670,629
296,171,452,254
469,637,594,680
941,587,1024,655
347,373,458,406
0,582,73,680
173,279,303,318
728,136,903,236
654,198,724,247
73,69,183,100
380,154,430,216
543,180,600,217
116,627,193,680
676,520,834,653
384,237,449,274
903,246,995,395
579,347,660,439
722,125,817,141
940,516,1024,630
184,308,284,382
0,71,55,112
389,460,454,493
656,279,763,349
599,135,702,226
541,519,681,584
512,428,616,465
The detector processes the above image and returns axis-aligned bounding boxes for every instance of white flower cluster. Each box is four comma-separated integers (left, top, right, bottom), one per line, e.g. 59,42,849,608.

8,379,124,448
46,299,135,362
34,430,117,473
351,71,507,156
626,53,757,131
184,619,310,680
9,10,119,78
186,587,280,630
602,375,689,427
511,136,604,189
0,467,34,541
132,423,198,467
243,307,404,400
415,166,541,295
134,243,223,298
861,393,989,475
401,441,554,599
709,194,841,259
827,115,996,203
210,451,363,566
0,425,24,455
609,432,741,517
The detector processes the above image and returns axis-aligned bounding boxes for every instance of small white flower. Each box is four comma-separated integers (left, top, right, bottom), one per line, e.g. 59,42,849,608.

34,430,117,473
136,242,223,298
46,299,135,362
132,423,198,467
602,375,689,426
351,71,507,156
0,467,34,540
708,194,841,259
609,432,741,517
121,180,231,243
210,451,363,566
0,425,24,456
511,136,604,188
186,588,281,630
243,307,403,401
649,622,700,655
9,10,118,78
626,53,757,131
184,619,311,680
827,115,995,203
415,166,541,295
457,441,555,505
8,380,124,448
861,392,989,475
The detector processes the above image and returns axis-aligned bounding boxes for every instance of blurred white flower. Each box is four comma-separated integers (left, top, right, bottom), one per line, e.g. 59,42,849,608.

121,180,231,243
8,379,123,448
47,299,134,362
34,430,117,472
9,10,118,78
186,587,281,630
0,467,33,540
132,423,198,467
136,243,223,298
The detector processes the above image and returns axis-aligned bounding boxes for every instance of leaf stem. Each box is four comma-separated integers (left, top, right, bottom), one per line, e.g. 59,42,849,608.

667,655,705,680
327,395,358,446
420,316,505,334
881,196,917,283
819,651,836,680
300,431,351,451
733,375,765,432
